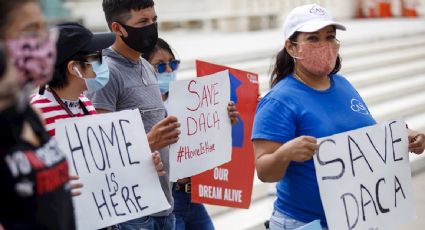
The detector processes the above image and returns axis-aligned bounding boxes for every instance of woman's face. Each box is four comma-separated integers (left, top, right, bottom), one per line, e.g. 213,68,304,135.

149,48,174,73
287,25,339,77
3,2,56,88
3,2,46,40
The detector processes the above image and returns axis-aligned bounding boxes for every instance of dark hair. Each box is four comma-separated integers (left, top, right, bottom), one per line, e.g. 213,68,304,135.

102,0,154,30
0,0,37,39
48,53,91,90
142,37,175,61
270,31,342,88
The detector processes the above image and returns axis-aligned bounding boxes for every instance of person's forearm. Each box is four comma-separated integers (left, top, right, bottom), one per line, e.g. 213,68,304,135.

255,148,290,182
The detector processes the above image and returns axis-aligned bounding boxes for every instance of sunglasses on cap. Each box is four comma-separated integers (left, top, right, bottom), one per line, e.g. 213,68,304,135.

154,59,180,73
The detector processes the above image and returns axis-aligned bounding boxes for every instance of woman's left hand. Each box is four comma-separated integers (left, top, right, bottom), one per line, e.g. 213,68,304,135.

227,101,240,125
408,129,425,154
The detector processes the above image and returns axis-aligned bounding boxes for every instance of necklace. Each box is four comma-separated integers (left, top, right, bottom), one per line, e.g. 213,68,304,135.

111,47,147,86
293,73,308,85
293,73,330,87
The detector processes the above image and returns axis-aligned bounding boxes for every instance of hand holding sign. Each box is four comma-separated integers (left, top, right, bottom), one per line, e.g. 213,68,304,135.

152,151,166,176
70,175,83,197
407,129,425,154
147,116,181,151
227,101,239,125
282,136,318,163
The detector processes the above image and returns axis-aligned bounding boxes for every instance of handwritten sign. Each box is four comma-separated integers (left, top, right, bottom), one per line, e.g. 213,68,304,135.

55,110,170,230
191,60,258,208
167,70,232,182
314,119,416,230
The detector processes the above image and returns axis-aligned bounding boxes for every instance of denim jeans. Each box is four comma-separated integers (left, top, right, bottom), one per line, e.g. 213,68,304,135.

113,214,175,230
269,209,328,230
269,209,307,230
173,189,214,230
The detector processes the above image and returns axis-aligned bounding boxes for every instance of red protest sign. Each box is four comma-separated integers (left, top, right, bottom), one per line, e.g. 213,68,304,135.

191,60,259,208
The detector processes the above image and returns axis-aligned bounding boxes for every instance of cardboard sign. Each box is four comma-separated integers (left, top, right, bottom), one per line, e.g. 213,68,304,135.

55,110,170,230
314,119,416,230
167,70,232,182
191,60,258,208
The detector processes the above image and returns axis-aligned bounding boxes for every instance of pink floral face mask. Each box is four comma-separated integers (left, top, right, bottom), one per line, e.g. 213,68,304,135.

293,41,340,77
6,30,57,88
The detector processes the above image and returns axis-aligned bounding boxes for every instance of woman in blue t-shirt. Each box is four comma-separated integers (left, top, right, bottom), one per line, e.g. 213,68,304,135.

251,4,425,230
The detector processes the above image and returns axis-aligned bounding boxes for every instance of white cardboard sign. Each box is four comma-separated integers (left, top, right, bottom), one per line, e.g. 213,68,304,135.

55,109,170,230
314,119,416,230
167,70,232,182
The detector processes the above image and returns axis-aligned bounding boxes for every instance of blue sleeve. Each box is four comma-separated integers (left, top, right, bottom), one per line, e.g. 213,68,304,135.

251,97,297,143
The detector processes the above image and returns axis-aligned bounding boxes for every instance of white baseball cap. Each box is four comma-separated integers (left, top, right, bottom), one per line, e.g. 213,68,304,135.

283,4,346,40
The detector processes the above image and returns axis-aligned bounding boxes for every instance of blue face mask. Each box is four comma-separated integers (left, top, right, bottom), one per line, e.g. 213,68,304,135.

85,57,110,93
157,72,176,94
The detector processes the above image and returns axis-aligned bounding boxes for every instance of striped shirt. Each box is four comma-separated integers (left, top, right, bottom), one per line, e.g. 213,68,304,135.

30,90,96,136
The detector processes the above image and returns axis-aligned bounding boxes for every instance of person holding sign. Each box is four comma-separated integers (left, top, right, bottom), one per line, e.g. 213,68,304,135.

87,1,181,229
251,4,425,230
32,22,114,136
31,22,166,199
0,1,75,229
30,22,113,197
143,38,238,230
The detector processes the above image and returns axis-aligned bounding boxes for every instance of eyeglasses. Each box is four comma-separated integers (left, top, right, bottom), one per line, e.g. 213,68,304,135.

77,51,102,65
154,59,180,73
80,60,101,68
18,27,59,42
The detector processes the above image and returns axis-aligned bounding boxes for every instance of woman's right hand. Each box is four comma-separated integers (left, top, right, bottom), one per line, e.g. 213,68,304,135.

253,135,318,182
70,175,83,197
278,136,318,163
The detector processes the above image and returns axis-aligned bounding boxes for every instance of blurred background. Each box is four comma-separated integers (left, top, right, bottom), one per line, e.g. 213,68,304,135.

41,0,425,32
39,0,425,229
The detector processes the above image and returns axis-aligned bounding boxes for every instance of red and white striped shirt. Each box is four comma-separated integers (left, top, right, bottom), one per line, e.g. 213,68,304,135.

30,90,96,136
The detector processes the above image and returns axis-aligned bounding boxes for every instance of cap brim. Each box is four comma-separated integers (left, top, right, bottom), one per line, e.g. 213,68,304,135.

84,32,115,53
297,20,346,33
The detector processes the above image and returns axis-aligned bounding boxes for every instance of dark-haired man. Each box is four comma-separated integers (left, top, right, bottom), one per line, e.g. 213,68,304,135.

87,1,180,229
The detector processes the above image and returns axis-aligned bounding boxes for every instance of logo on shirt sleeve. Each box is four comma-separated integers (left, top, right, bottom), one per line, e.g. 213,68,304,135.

350,98,369,115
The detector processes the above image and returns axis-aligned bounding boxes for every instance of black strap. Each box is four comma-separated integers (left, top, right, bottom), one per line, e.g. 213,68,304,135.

49,88,90,117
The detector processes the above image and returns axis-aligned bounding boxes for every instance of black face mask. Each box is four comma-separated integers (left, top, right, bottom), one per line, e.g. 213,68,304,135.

119,22,158,54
